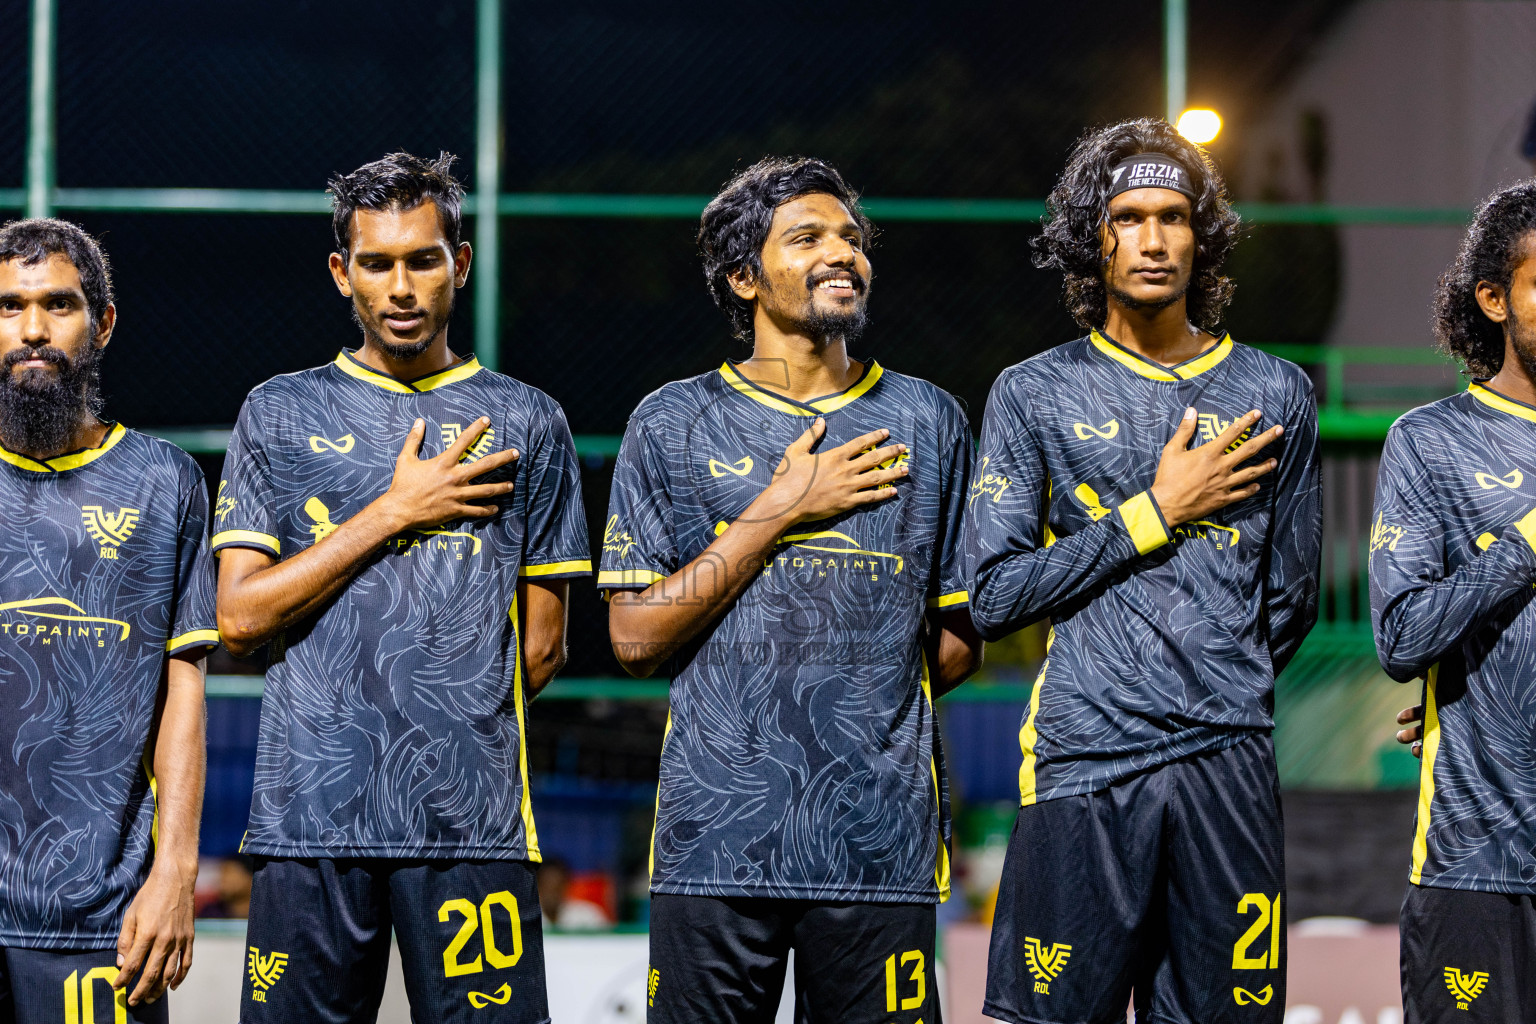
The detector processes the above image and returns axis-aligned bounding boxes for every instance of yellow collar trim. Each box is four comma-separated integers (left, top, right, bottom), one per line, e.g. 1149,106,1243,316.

1469,383,1536,424
334,349,483,394
1089,331,1233,381
717,360,884,417
0,422,127,473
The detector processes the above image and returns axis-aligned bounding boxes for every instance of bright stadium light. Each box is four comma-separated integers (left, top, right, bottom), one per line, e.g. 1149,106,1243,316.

1176,108,1222,144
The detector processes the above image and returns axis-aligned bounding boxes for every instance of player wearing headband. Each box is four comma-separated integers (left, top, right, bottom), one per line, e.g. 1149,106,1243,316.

963,119,1321,1023
600,156,981,1023
1371,181,1536,1020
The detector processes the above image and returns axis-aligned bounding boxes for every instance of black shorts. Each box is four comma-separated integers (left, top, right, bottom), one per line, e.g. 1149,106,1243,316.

985,734,1285,1024
0,946,168,1024
647,893,939,1024
1401,883,1536,1023
241,857,548,1024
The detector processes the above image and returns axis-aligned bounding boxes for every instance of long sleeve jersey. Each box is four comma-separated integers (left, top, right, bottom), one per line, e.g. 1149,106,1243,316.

964,332,1321,804
1371,383,1536,892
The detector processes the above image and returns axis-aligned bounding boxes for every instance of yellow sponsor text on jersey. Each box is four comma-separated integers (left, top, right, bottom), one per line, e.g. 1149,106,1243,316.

305,497,482,558
603,515,637,558
717,520,905,579
1233,985,1273,1006
1445,967,1489,1009
1475,468,1523,490
969,455,1011,506
708,454,754,477
443,423,497,463
304,497,341,543
1022,937,1071,994
81,505,140,559
215,480,237,522
308,433,355,454
0,597,130,645
247,947,289,1002
1176,520,1240,550
1072,419,1119,441
1370,511,1407,554
468,983,512,1008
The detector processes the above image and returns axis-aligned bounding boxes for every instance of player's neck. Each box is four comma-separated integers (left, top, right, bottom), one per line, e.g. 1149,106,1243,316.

1102,299,1217,367
354,332,461,380
739,331,863,403
1487,337,1536,407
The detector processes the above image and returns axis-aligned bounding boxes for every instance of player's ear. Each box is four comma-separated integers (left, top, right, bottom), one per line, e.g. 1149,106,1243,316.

1475,280,1508,324
94,303,116,349
727,266,757,302
328,252,353,297
453,241,473,288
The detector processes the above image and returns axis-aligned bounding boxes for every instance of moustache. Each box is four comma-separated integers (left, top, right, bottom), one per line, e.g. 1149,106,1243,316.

806,269,868,293
3,346,70,371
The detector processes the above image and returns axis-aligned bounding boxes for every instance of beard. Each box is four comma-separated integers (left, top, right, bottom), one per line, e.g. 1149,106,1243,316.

1509,307,1536,384
0,342,103,456
1108,276,1190,313
353,290,455,363
768,269,872,346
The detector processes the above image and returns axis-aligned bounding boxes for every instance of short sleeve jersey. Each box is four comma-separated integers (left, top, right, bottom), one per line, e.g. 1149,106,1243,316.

964,333,1322,805
214,350,591,859
1370,384,1536,893
0,425,217,946
599,360,971,903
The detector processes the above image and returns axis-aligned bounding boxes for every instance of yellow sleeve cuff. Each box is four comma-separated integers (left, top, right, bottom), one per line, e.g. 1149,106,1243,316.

1117,491,1173,556
1513,506,1536,557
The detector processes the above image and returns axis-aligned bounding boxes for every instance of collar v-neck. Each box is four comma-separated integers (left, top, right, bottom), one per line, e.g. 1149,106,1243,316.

1469,381,1536,424
718,359,884,417
1089,330,1234,382
0,421,127,473
334,349,483,394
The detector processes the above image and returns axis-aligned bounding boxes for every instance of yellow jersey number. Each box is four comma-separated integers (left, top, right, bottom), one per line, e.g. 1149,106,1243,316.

1232,892,1282,970
884,950,926,1013
439,890,524,978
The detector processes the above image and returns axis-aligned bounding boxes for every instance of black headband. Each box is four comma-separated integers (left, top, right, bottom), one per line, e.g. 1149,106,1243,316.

1107,153,1197,201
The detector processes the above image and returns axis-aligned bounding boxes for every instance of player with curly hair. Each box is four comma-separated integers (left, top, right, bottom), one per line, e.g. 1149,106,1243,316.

1372,180,1536,1020
963,118,1321,1023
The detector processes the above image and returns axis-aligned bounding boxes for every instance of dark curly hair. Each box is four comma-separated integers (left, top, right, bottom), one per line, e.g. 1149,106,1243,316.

699,156,874,340
1032,118,1240,333
1432,180,1536,378
328,151,464,264
0,217,114,331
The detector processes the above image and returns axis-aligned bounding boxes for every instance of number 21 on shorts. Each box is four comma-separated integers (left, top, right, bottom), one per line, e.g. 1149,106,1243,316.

1232,892,1282,970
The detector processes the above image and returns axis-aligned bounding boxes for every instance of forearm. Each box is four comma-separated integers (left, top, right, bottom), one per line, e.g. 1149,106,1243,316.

218,499,402,654
929,612,984,699
151,655,206,876
609,508,787,676
519,581,570,696
971,505,1156,641
1375,538,1536,680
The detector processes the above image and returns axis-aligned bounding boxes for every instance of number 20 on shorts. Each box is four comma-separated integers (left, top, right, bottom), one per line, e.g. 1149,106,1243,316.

439,890,523,978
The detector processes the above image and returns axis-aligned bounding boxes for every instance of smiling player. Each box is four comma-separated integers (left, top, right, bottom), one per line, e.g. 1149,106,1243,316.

964,119,1321,1023
214,152,589,1023
600,156,981,1023
0,219,217,1021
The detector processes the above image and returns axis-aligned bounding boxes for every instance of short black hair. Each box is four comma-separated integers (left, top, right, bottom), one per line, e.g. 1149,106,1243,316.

328,151,465,263
699,156,874,340
1032,118,1241,333
1433,180,1536,378
0,217,114,329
